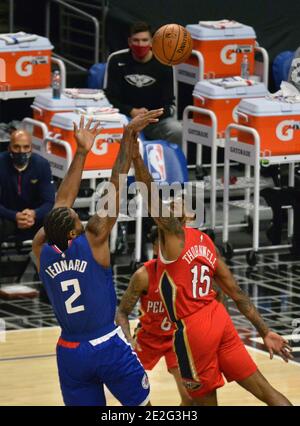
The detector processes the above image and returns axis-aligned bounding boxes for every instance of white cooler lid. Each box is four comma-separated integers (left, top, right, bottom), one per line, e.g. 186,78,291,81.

0,35,53,52
193,79,268,99
50,112,128,130
238,97,300,116
32,91,111,111
186,23,256,41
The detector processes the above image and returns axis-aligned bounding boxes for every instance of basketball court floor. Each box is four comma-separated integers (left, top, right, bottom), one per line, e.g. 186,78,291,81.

0,251,300,406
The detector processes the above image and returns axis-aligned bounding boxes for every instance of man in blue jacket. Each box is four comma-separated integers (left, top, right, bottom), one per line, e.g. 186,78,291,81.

0,129,55,242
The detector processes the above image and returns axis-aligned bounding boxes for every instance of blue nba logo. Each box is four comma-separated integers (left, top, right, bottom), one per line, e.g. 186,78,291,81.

146,144,166,181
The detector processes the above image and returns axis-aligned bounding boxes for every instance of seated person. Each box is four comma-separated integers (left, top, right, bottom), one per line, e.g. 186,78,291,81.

0,129,55,243
105,21,182,146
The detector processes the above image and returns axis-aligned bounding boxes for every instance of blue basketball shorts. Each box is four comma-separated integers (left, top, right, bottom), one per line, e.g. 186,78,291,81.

56,327,150,406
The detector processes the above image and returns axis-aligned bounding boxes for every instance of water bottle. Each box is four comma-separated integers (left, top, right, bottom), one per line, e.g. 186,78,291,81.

52,70,61,99
240,54,249,79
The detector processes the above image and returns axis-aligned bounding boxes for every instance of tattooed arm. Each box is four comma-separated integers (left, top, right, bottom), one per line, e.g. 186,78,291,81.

85,109,163,266
116,266,149,345
214,253,293,362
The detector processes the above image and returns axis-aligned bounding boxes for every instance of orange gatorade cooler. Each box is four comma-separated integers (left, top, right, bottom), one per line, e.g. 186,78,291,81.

237,98,300,155
0,33,53,90
193,78,268,136
48,112,128,171
185,22,256,78
31,90,112,137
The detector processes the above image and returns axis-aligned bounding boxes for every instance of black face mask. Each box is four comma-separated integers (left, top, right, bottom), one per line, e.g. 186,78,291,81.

10,152,31,168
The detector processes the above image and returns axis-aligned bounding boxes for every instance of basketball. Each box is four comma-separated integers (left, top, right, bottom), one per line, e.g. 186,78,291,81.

152,24,193,66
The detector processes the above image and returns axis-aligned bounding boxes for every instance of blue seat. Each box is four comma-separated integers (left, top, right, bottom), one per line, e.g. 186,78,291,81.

272,51,295,91
87,62,107,89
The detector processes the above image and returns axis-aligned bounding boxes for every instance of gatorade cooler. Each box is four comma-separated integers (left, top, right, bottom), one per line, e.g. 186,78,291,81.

193,79,268,136
48,112,128,171
31,90,112,137
185,22,256,78
237,98,300,155
0,34,53,90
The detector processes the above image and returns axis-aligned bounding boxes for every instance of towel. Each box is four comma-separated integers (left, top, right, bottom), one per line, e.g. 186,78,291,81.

267,81,300,103
210,76,256,88
64,88,107,101
75,107,122,122
199,20,243,29
0,31,38,45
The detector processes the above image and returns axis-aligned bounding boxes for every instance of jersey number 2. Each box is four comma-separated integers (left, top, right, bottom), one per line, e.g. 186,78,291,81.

191,265,211,298
61,279,85,314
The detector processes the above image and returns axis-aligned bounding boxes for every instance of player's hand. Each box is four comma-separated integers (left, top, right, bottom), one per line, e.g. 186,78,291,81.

263,331,293,362
130,107,149,118
127,108,164,133
73,116,103,155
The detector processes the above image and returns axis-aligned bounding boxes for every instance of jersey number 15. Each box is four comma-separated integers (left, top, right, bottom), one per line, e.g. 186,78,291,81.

191,265,211,298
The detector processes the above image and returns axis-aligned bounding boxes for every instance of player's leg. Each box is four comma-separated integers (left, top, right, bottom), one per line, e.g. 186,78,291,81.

168,367,194,406
56,342,106,406
164,347,193,406
237,370,292,406
99,328,150,406
173,301,226,405
217,306,292,406
192,390,218,406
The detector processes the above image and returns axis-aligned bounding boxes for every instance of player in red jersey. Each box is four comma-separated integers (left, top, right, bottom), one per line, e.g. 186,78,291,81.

116,227,193,406
131,133,293,406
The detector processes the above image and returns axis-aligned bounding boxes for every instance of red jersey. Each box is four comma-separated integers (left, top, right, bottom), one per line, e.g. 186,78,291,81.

157,227,217,322
138,259,175,336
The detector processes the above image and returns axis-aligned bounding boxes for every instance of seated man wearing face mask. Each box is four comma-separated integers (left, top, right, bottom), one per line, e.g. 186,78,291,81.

0,129,55,243
105,21,182,146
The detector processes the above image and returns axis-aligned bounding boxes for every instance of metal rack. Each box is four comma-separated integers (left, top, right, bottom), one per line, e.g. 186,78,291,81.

222,123,299,266
182,105,271,236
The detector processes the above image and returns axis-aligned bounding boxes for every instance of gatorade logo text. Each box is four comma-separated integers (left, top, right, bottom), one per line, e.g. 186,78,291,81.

91,133,121,156
15,55,48,77
16,56,34,77
276,120,300,141
220,44,252,65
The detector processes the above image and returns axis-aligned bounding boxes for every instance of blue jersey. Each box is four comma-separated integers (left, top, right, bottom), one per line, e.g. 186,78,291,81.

39,234,117,341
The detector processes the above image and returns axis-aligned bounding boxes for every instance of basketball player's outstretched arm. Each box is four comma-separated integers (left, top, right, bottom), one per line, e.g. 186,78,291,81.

86,109,163,244
32,117,102,260
116,266,149,346
132,140,184,260
214,253,293,362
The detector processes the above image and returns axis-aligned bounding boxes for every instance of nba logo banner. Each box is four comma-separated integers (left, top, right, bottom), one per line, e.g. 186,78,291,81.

146,144,166,181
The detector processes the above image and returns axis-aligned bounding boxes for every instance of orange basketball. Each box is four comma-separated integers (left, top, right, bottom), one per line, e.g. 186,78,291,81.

152,24,193,66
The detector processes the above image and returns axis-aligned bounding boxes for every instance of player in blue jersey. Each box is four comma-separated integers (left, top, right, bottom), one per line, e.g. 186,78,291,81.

32,109,163,406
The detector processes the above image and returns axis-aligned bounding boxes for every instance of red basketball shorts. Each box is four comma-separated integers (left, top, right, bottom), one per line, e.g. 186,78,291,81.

174,299,257,397
135,328,178,371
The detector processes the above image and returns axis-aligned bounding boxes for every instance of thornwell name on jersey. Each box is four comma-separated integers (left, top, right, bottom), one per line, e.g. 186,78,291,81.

45,260,87,279
182,245,217,268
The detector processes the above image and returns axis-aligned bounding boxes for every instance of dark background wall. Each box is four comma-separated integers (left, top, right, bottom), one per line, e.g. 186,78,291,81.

1,0,300,123
106,0,300,64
